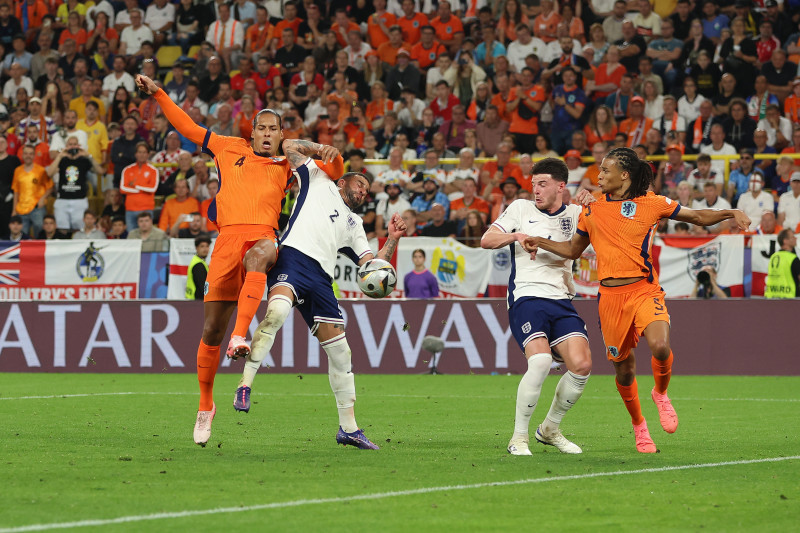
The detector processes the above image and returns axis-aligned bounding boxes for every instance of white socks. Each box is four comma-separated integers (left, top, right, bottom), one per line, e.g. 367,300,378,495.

321,332,358,433
541,371,590,435
513,353,553,437
239,295,293,389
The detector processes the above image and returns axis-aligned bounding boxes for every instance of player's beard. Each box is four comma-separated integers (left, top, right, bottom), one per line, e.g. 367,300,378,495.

342,186,365,209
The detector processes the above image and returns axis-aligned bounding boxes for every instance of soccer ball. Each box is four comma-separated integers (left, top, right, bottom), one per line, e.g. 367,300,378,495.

357,259,397,298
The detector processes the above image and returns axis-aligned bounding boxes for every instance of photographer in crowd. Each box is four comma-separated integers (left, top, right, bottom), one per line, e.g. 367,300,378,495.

690,266,729,299
45,136,104,234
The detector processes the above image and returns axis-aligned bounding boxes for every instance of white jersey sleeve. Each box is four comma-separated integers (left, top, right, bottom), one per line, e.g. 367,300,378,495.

492,199,523,233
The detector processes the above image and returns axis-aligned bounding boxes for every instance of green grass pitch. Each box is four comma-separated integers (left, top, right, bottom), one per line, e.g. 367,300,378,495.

1,373,798,532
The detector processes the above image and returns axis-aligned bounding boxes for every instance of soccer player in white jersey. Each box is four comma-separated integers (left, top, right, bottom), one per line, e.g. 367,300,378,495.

232,138,407,450
481,158,592,455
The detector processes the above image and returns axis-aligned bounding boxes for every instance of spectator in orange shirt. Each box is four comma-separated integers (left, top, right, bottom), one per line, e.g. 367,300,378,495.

159,178,201,236
410,25,446,70
12,144,53,238
377,26,409,66
450,177,490,226
245,5,274,60
16,0,49,42
367,0,396,49
532,0,562,43
430,1,464,50
314,101,343,145
580,142,608,192
271,1,303,49
331,8,360,48
120,142,159,229
17,124,51,168
397,0,428,44
366,81,394,130
481,142,524,196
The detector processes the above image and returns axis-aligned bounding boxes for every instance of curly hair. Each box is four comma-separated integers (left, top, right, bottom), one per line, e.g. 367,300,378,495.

605,147,654,199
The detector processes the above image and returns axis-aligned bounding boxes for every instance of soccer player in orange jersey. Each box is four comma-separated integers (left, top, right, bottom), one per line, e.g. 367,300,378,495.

524,148,751,453
136,74,343,446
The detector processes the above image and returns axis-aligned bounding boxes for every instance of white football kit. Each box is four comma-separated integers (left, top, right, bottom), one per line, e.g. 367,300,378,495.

491,199,588,351
492,199,581,302
280,158,372,278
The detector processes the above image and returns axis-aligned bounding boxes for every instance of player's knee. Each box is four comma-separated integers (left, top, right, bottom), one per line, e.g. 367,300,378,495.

201,322,225,346
264,296,292,330
649,339,671,360
572,355,592,376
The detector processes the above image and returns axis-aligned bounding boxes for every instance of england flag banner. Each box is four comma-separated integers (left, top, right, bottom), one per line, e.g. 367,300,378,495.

395,237,493,297
573,235,745,297
0,240,141,300
167,238,215,300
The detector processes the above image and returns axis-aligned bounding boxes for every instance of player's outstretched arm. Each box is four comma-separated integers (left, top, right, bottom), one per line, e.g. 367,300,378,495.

481,225,531,250
135,74,209,146
525,233,591,260
674,207,751,231
368,213,405,264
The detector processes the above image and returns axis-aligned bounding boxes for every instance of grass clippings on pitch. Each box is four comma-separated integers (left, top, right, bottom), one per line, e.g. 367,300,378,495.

0,373,798,532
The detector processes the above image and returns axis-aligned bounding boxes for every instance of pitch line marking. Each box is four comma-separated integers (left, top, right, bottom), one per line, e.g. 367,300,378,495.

1,455,798,533
1,391,799,402
0,391,798,402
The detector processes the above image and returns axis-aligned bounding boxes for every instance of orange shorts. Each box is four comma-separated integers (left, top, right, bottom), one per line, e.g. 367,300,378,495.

204,224,278,302
597,279,670,361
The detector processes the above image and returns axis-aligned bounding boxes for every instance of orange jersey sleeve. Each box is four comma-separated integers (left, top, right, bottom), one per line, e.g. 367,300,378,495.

577,192,681,283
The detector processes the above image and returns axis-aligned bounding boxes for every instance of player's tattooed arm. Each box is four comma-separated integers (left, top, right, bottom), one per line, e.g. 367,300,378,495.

376,237,398,262
282,140,340,166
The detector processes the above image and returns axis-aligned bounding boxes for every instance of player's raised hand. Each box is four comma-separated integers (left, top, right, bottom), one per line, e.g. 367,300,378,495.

136,74,158,96
732,209,751,231
387,212,406,239
318,144,340,164
575,189,597,205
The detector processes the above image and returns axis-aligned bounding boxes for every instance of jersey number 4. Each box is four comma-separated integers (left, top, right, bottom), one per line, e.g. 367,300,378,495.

234,156,246,167
329,210,339,222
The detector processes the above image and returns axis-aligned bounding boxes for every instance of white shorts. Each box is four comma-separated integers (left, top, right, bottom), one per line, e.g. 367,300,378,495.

54,198,89,230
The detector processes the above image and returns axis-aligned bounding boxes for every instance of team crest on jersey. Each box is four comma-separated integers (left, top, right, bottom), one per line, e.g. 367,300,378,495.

560,218,573,236
347,214,357,228
621,201,637,218
521,322,532,334
608,346,619,358
203,282,209,295
277,274,288,281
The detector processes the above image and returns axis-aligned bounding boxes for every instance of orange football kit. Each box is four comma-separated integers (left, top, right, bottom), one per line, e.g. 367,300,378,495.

576,191,680,424
153,89,343,412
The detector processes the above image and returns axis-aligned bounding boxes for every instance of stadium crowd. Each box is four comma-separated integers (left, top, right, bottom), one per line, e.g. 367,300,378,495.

2,0,800,248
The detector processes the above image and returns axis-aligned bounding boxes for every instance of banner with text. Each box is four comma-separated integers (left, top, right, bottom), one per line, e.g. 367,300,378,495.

0,240,141,300
1,300,797,375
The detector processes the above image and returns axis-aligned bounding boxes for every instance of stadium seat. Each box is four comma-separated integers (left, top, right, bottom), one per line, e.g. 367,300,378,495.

229,70,240,79
187,45,201,59
156,46,182,69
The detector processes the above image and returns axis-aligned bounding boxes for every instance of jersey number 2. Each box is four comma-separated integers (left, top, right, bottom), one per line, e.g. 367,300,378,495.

329,210,339,222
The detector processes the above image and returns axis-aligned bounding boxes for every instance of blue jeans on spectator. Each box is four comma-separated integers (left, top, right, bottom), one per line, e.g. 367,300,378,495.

127,210,147,232
19,206,45,238
551,126,575,155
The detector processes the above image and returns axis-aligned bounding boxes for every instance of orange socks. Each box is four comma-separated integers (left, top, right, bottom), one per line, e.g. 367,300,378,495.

232,271,266,338
197,340,220,411
651,352,674,395
616,378,644,426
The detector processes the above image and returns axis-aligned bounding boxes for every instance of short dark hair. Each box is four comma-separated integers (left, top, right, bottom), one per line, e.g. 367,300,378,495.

531,158,569,184
195,236,212,247
43,214,56,223
83,209,97,218
778,228,795,247
412,248,426,258
342,171,373,187
111,216,126,225
697,153,711,163
137,212,153,220
85,100,99,110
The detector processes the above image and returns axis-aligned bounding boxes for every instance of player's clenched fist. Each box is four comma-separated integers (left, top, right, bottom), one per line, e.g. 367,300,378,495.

136,74,158,95
387,213,406,239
